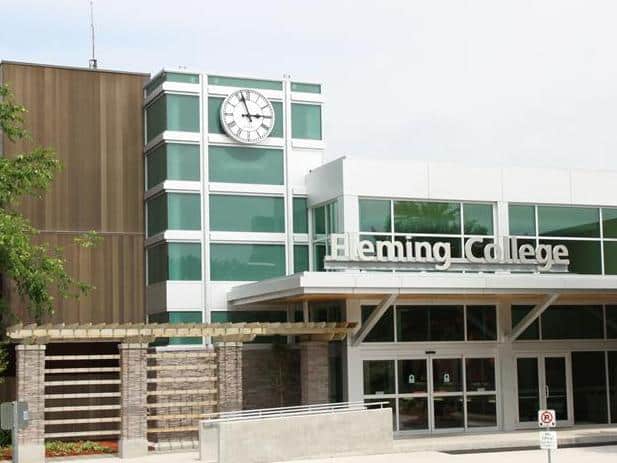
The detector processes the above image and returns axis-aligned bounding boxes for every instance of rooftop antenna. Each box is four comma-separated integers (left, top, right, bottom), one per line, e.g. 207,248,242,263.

89,0,98,69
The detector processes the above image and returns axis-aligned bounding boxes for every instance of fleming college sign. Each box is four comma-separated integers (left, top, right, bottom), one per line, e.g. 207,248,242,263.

324,234,570,273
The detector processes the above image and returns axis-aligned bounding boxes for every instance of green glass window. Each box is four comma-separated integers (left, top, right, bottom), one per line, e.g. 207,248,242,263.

293,245,309,273
207,75,282,90
511,305,539,340
291,82,321,94
149,311,202,345
293,197,308,233
147,193,201,237
604,242,617,275
541,306,604,339
291,103,322,140
509,205,536,236
209,195,285,232
208,97,225,134
394,201,460,234
146,94,200,142
540,239,601,274
147,244,167,285
147,194,166,237
361,305,394,342
360,199,391,233
146,72,199,95
168,243,202,280
314,243,326,272
602,208,617,238
209,146,283,185
147,243,201,283
314,206,326,235
464,204,494,235
210,243,285,281
466,306,497,341
147,143,200,189
538,206,600,238
208,98,283,137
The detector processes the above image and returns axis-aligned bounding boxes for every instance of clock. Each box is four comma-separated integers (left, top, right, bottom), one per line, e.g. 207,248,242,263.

219,89,276,143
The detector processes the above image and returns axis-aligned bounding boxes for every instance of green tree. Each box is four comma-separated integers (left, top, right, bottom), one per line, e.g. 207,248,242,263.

0,84,99,325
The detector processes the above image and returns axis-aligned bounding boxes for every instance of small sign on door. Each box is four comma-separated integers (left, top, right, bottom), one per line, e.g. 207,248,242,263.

538,409,556,428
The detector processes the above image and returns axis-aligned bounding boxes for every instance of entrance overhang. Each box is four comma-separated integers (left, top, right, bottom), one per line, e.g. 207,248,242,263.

227,271,617,306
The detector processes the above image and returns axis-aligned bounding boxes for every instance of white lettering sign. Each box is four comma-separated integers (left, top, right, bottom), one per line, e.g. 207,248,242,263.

326,234,570,272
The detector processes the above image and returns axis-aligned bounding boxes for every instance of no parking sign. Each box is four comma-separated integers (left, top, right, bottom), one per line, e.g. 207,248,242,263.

538,409,556,428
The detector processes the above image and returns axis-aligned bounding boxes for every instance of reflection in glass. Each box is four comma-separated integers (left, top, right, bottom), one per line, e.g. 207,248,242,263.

607,306,617,339
432,358,462,393
602,208,617,238
397,306,464,342
466,306,497,341
509,205,536,236
544,357,568,421
361,306,394,342
538,206,600,237
511,305,540,340
604,242,617,275
517,357,539,422
359,199,391,233
398,360,428,394
572,351,608,424
466,395,497,428
398,398,428,431
394,201,460,234
363,360,395,395
434,396,464,428
463,203,494,235
541,306,604,339
466,358,496,392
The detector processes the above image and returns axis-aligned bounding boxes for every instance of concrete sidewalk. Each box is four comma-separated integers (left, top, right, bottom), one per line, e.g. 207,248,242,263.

42,445,617,463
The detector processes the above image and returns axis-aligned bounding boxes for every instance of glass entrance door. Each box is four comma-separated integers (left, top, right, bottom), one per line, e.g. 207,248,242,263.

516,354,573,427
431,357,464,431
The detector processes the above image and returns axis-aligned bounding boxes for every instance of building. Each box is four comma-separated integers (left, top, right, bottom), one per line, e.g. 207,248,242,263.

1,61,616,444
0,61,147,324
143,68,617,433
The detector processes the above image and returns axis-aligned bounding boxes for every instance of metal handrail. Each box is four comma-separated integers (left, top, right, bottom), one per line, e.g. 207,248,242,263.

201,401,390,424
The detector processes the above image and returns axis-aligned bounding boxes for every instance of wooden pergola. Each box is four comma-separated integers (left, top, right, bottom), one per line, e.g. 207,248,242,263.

7,321,357,343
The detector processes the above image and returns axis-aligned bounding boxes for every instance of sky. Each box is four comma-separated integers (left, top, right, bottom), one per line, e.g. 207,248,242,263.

1,0,617,170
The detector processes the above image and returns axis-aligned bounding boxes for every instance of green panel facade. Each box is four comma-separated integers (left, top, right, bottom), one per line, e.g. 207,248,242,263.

210,243,286,281
209,195,285,232
291,103,322,139
209,146,284,185
293,197,309,233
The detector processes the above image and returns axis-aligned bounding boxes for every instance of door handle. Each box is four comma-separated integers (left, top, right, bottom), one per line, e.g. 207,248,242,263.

545,385,550,397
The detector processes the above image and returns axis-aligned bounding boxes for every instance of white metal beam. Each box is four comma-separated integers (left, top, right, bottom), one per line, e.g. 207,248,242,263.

510,293,559,341
352,293,397,346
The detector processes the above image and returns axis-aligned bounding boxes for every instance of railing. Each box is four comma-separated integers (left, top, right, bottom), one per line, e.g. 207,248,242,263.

201,400,390,424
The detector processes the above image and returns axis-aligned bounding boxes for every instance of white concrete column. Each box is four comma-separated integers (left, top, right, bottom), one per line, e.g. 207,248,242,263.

497,300,517,431
345,299,364,402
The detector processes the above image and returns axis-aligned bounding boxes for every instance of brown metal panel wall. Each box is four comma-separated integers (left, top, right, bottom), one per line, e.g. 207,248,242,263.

0,62,148,324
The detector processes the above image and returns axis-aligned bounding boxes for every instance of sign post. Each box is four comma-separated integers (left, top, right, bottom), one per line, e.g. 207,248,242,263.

538,409,557,463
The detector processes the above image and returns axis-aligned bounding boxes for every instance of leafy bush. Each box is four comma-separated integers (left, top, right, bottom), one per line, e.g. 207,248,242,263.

0,430,10,447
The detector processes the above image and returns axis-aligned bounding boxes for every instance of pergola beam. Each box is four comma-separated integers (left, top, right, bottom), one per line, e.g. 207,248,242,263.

7,321,357,343
352,293,397,346
510,293,559,341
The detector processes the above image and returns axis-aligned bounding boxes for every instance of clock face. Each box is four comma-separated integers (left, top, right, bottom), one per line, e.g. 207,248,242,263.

219,89,276,144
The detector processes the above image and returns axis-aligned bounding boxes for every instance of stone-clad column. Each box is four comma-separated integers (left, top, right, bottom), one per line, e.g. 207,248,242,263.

300,341,329,405
215,342,243,412
16,344,46,463
119,343,148,458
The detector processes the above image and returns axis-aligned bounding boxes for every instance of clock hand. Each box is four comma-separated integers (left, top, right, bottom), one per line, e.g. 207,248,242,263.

239,92,252,122
241,114,272,119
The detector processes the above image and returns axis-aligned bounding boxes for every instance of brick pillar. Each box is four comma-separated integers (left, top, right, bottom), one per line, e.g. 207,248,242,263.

15,344,45,463
215,342,243,412
119,343,148,458
300,341,329,405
